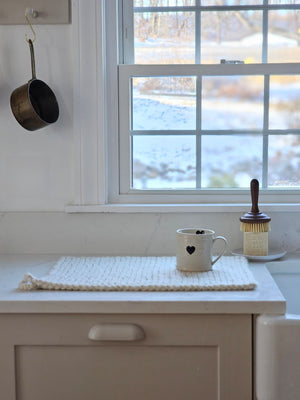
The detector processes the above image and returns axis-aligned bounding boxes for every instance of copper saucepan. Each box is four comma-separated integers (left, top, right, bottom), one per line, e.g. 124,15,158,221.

10,39,59,131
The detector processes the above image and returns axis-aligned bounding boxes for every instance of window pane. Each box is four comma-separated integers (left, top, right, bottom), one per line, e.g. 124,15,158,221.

134,12,195,64
132,135,196,189
268,0,300,5
201,11,263,64
132,77,197,130
269,135,300,187
202,0,262,4
269,75,300,129
134,0,195,6
268,10,300,62
202,135,263,187
201,76,264,130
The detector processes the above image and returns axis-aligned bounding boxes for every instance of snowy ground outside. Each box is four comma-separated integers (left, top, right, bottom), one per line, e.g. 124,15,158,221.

131,85,300,189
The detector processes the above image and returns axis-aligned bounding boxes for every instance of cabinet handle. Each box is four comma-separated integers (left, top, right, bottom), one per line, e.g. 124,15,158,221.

88,323,145,341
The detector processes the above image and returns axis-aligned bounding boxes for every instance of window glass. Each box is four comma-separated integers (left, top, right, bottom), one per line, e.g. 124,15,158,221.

201,0,262,4
201,134,263,188
268,0,300,4
132,77,196,130
201,11,263,64
269,135,300,187
134,0,195,6
120,0,300,194
201,76,264,130
269,75,300,130
132,135,196,189
134,12,195,64
268,10,300,62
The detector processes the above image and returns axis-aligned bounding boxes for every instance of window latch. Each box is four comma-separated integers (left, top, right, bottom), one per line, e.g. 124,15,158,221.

220,59,244,64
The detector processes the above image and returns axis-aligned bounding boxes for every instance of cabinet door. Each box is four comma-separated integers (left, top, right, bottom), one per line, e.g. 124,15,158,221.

0,314,252,400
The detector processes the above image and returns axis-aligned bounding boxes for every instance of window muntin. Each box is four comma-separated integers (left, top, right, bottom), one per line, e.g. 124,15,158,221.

119,0,300,199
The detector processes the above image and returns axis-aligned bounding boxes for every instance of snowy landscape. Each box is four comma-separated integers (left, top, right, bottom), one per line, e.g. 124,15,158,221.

132,81,300,189
130,3,300,189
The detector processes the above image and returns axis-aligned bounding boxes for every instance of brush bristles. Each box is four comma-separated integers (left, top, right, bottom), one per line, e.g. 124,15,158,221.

240,222,271,233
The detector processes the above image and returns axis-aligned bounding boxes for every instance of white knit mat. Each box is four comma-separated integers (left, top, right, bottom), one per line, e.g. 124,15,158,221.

18,256,257,292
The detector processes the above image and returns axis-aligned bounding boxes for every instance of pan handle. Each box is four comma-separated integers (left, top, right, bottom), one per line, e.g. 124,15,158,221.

28,39,36,80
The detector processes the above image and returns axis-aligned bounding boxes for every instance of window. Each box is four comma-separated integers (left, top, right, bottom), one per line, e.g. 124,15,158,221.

115,0,300,204
69,0,300,212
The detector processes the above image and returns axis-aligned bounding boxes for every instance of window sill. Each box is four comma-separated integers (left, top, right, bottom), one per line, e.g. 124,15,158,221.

65,203,300,213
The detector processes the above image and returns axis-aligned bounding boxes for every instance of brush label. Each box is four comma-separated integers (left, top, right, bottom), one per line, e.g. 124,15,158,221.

243,232,268,256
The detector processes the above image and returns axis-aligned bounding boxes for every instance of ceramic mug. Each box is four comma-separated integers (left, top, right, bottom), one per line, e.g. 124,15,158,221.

176,228,228,272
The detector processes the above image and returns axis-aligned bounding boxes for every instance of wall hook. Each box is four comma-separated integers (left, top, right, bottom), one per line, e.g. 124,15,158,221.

25,8,38,43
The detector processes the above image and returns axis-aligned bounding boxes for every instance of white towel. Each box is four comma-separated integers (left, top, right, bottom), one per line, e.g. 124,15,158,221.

19,256,257,292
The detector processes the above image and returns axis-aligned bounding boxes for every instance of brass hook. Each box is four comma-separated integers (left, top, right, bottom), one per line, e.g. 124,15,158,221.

25,9,37,43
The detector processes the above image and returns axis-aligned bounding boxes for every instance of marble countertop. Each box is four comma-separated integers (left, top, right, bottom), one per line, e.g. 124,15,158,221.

0,254,286,315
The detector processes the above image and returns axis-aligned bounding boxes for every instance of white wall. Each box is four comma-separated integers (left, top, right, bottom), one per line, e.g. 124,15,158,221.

0,211,300,255
0,23,299,255
0,24,73,211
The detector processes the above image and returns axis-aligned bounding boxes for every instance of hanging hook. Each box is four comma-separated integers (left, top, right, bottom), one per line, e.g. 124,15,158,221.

25,8,37,43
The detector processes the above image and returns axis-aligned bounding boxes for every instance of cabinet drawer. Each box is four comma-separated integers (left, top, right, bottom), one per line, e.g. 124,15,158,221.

0,313,250,345
0,314,252,400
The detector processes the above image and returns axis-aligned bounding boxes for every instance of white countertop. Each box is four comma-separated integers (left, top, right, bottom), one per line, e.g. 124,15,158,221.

0,254,286,315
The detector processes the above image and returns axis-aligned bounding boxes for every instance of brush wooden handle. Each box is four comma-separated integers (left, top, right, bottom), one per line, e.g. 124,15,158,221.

251,179,259,213
240,179,271,224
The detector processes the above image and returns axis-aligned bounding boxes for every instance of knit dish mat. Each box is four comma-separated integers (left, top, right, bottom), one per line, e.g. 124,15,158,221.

18,256,257,292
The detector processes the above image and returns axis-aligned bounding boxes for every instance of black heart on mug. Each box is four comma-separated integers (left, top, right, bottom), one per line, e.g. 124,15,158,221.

186,246,195,255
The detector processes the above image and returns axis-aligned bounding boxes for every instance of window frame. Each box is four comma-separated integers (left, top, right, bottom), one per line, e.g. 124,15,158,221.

67,0,300,213
119,63,300,198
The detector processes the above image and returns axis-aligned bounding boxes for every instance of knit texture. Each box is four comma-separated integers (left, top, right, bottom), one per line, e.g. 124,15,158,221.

18,256,257,291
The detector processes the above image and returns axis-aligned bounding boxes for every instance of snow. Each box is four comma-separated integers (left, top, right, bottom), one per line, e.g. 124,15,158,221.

131,88,300,189
241,33,298,47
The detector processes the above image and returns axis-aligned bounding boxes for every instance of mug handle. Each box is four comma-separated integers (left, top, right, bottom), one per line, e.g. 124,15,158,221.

212,236,228,266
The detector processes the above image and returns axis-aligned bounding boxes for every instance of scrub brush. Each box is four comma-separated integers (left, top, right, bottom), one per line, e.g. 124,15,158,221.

240,179,271,256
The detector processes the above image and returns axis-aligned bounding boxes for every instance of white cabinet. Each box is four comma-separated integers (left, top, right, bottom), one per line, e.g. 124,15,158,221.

0,313,252,400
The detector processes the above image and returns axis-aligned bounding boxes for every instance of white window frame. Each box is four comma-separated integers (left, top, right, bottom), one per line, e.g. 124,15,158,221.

66,0,300,213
